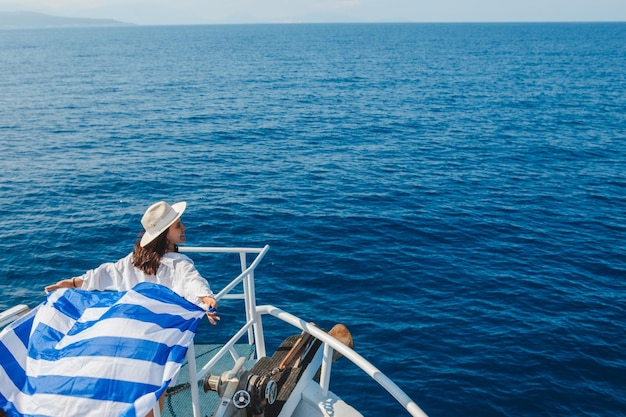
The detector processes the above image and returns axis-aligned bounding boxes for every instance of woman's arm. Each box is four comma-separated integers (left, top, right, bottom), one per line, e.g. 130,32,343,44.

44,253,135,293
169,254,219,324
44,277,83,292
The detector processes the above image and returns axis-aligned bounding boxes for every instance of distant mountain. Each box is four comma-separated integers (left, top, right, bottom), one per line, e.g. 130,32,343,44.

0,11,134,29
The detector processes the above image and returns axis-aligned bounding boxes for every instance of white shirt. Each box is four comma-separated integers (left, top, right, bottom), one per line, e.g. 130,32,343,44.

79,252,213,307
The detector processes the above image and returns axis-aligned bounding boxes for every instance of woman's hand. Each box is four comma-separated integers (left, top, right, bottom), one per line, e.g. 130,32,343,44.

44,278,83,293
200,296,220,325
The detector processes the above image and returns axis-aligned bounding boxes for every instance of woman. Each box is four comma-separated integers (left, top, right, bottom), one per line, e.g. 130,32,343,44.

44,201,218,416
45,201,219,324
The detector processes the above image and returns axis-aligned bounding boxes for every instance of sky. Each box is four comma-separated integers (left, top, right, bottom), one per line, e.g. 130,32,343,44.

0,0,625,26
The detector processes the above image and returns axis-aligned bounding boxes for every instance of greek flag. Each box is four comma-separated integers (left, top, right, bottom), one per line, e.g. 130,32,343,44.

0,282,205,417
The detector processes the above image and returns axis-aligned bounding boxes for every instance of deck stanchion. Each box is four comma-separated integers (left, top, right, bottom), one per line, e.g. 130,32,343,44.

319,343,333,396
186,343,202,417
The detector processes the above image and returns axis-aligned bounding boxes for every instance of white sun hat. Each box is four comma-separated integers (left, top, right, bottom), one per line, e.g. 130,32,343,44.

140,201,186,247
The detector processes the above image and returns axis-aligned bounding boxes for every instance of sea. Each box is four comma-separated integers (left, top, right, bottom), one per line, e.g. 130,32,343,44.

0,22,625,416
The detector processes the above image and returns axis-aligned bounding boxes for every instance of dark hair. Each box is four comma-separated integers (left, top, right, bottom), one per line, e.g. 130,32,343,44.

132,230,178,275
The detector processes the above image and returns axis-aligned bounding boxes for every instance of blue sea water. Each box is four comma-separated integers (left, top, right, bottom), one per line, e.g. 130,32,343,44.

1,22,625,416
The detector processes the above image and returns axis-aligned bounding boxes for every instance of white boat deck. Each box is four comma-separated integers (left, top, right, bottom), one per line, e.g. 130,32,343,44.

1,245,428,417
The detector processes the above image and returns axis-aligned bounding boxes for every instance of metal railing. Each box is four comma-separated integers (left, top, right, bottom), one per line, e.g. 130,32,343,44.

175,244,269,417
0,304,30,328
256,305,429,417
173,244,428,417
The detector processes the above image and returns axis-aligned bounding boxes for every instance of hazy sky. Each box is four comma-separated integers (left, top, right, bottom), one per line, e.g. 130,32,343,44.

1,0,625,26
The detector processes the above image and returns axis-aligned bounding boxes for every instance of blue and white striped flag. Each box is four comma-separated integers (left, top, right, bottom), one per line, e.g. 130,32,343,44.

0,282,206,417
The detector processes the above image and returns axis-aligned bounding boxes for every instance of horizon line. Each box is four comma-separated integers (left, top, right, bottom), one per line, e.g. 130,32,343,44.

1,11,625,27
